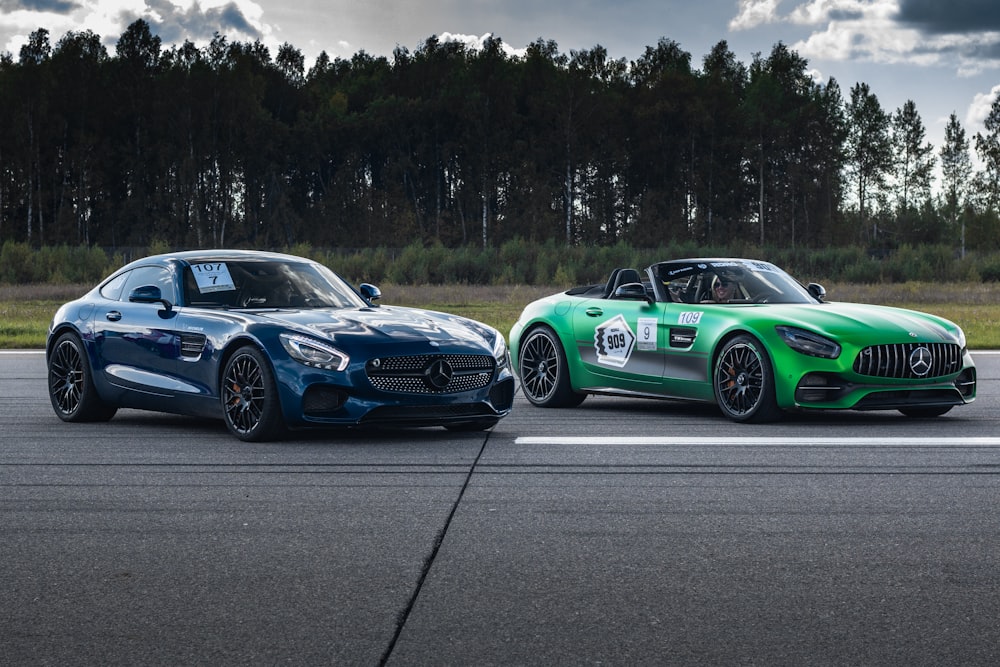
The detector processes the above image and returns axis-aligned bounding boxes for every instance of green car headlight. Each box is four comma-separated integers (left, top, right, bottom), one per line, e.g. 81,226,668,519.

776,326,841,359
280,334,350,371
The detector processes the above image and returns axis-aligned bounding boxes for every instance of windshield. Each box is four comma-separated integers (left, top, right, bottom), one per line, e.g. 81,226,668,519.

653,259,817,305
183,258,368,309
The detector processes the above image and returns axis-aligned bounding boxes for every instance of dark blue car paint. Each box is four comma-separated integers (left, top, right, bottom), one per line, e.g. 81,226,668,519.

47,250,514,434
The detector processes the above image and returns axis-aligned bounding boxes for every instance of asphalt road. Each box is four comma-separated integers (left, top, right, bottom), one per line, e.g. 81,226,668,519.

3,351,1000,666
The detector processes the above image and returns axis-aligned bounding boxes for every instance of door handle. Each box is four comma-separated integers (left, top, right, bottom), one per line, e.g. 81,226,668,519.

106,311,122,322
585,307,603,317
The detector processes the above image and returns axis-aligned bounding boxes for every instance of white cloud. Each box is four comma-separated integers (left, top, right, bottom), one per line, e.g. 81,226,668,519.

438,32,526,58
967,84,1000,131
729,0,783,31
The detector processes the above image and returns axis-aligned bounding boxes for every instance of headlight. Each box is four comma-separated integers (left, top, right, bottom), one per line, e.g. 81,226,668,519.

492,331,510,369
776,326,841,359
280,334,349,371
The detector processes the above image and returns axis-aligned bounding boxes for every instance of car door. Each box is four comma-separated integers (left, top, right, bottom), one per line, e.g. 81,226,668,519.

571,292,666,393
93,265,199,406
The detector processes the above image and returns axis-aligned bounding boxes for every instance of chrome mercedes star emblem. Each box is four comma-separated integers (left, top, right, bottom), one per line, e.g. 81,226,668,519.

909,346,933,377
424,359,454,390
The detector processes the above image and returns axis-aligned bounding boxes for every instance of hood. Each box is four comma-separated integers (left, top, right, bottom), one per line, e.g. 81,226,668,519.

761,302,963,345
252,305,497,348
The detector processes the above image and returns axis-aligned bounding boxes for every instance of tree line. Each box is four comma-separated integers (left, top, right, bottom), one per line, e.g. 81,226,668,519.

2,20,1000,253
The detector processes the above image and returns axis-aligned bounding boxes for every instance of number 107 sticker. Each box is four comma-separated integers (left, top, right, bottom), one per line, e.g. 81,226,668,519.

191,262,236,293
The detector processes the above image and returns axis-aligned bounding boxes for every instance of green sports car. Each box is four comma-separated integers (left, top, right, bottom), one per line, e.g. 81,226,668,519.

509,259,976,422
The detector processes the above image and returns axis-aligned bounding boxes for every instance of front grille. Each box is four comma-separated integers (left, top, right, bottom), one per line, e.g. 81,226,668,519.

366,354,495,394
853,343,962,379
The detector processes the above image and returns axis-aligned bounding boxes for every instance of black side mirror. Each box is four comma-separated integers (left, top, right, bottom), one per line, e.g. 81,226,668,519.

614,283,653,305
359,283,381,304
807,283,826,302
129,285,173,311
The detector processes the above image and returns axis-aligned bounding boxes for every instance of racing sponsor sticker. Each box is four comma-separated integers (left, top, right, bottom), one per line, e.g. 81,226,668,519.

637,317,658,351
191,262,236,293
678,311,703,325
594,314,636,367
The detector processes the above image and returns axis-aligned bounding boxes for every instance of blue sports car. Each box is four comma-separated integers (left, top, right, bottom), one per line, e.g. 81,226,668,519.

46,250,514,440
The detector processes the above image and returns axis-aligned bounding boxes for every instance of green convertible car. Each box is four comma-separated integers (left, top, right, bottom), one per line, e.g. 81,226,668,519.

509,258,977,422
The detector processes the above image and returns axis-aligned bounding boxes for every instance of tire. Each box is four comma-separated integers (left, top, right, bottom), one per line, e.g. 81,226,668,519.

221,345,285,442
518,326,585,408
899,406,953,418
713,334,782,423
48,332,117,422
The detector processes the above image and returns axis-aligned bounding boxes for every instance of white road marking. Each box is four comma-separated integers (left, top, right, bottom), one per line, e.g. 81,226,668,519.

516,436,1000,447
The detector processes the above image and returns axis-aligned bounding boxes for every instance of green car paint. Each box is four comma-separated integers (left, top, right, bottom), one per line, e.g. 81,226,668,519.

509,259,977,423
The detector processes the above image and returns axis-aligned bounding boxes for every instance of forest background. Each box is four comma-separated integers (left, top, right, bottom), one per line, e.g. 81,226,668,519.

3,18,1000,274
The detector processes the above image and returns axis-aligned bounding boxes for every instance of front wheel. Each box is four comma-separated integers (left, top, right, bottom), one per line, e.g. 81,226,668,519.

222,346,285,442
518,326,585,408
713,334,782,423
48,332,117,422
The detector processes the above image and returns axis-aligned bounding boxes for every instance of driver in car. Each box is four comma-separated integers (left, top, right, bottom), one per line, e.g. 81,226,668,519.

711,275,739,303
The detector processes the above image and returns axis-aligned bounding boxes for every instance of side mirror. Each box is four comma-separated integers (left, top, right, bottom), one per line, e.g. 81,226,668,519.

614,283,653,304
359,283,381,304
129,285,173,311
807,283,826,302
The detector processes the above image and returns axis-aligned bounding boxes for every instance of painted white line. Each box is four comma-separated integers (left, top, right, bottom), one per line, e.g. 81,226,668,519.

515,436,1000,447
0,350,44,355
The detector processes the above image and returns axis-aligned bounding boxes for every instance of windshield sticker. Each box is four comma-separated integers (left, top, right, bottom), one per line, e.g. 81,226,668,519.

678,311,703,325
637,317,657,351
594,314,636,368
191,262,236,293
745,260,779,273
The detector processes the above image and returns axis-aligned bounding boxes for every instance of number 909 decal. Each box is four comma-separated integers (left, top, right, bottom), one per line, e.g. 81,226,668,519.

594,315,636,367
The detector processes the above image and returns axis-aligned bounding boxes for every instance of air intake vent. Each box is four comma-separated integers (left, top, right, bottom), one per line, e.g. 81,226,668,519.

180,334,207,358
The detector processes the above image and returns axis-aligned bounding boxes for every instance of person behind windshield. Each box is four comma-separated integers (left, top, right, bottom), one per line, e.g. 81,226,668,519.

711,275,738,303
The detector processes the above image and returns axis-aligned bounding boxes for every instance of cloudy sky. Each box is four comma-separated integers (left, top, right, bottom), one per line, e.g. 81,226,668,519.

3,0,1000,152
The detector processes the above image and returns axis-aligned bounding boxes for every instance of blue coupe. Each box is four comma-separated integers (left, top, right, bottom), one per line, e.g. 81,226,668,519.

46,250,515,440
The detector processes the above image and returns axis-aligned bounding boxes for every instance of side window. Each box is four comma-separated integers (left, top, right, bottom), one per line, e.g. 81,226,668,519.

100,271,129,301
121,266,177,304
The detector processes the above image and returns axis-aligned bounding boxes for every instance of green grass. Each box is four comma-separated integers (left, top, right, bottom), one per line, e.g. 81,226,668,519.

3,282,999,349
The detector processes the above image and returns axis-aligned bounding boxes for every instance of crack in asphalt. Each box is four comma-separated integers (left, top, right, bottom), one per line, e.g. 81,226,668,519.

378,430,491,666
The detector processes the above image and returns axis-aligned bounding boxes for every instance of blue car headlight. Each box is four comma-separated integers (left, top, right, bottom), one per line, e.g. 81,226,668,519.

776,326,841,359
280,334,350,371
493,332,510,370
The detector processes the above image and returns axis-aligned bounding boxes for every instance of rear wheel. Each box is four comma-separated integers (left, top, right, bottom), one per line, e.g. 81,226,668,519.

713,334,782,423
222,346,285,442
518,326,585,408
48,332,117,422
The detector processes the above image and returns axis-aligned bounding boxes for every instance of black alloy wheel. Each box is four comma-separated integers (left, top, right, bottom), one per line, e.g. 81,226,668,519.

518,326,585,408
48,332,117,422
713,334,781,423
222,346,284,441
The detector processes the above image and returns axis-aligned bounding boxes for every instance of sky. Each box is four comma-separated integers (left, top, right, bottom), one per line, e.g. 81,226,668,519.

2,0,1000,158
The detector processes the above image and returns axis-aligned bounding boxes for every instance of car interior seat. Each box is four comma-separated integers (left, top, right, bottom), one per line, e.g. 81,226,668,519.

608,268,643,298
